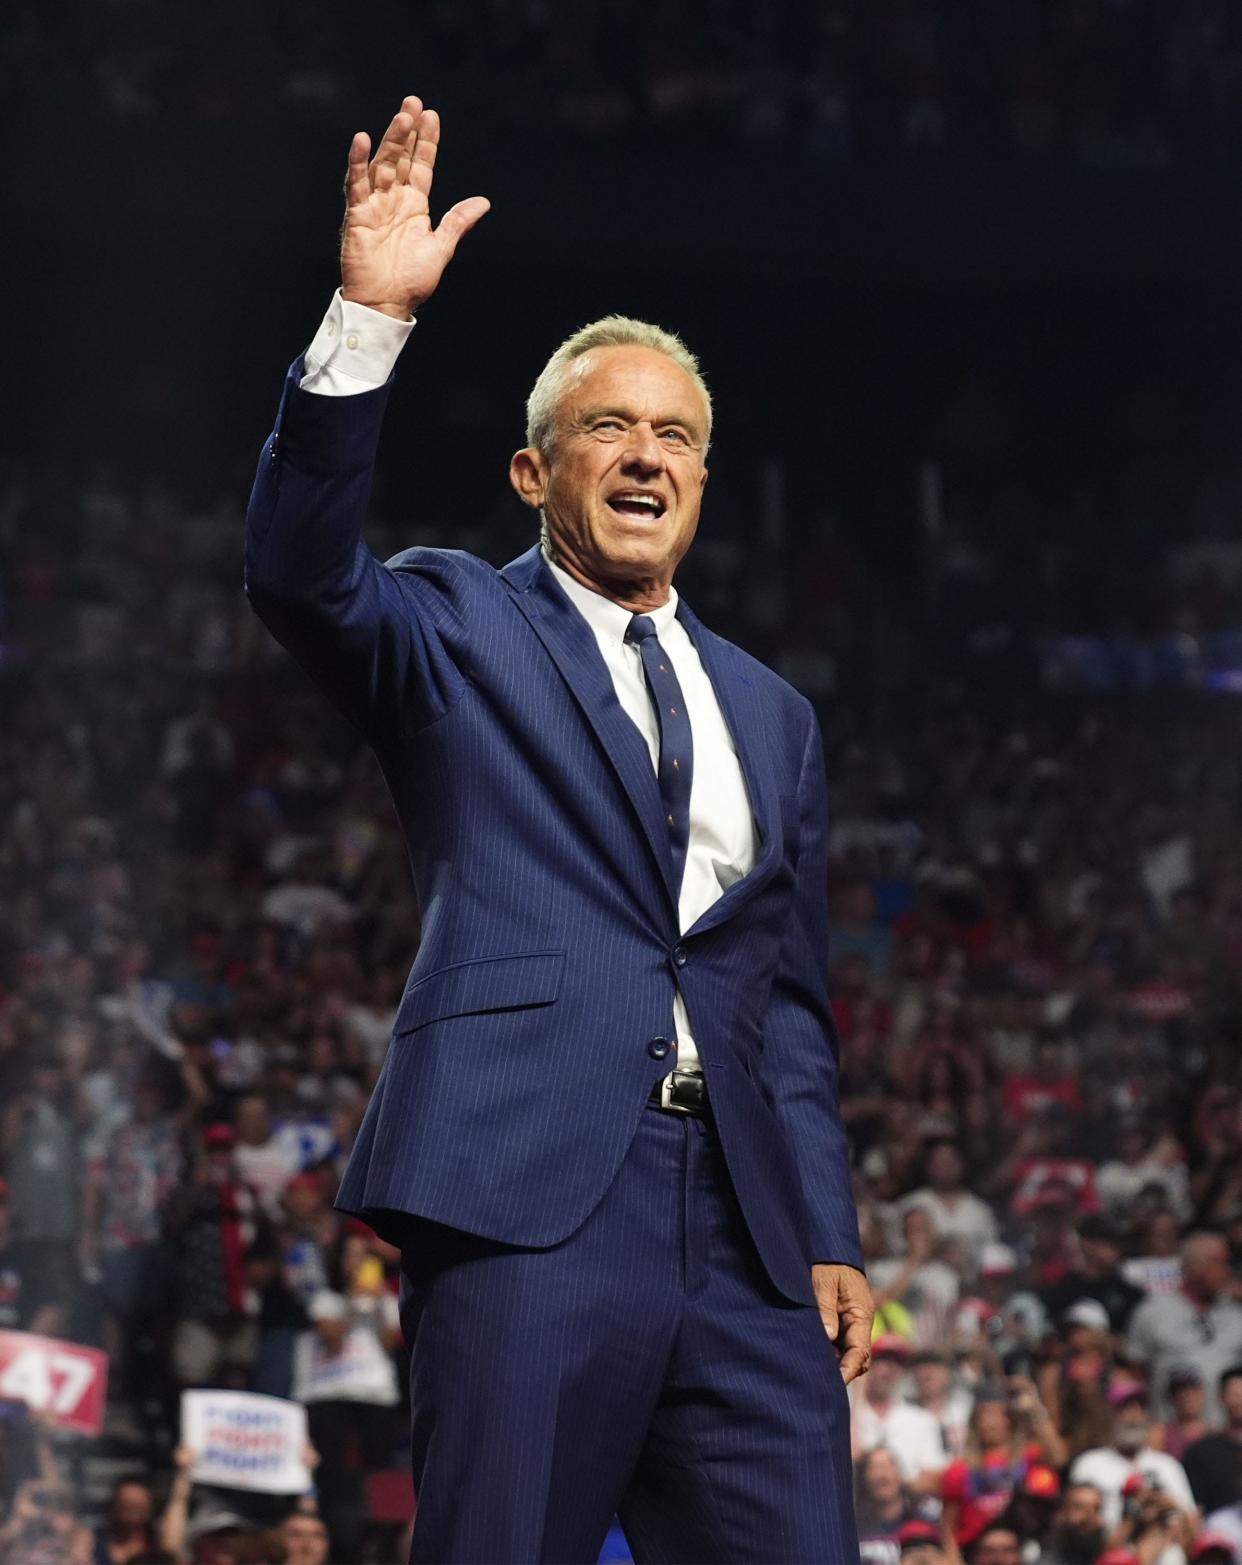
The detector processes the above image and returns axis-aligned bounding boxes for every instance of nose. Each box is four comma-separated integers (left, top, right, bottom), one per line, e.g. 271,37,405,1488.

620,422,665,476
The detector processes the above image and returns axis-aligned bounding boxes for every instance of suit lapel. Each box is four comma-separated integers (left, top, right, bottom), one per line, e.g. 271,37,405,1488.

500,547,681,917
674,600,784,935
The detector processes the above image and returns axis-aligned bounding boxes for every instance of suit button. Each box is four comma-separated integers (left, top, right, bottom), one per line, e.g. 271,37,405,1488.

672,944,688,968
647,1036,671,1061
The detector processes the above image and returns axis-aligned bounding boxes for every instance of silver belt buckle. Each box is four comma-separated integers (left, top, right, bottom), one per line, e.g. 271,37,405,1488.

660,1069,704,1115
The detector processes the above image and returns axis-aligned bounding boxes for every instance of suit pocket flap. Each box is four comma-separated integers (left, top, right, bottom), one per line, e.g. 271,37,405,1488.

393,949,565,1037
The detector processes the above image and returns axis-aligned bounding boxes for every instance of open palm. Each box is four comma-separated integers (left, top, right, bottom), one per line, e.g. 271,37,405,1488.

341,95,490,318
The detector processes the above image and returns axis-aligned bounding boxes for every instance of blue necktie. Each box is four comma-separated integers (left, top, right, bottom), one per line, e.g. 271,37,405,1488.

626,614,694,892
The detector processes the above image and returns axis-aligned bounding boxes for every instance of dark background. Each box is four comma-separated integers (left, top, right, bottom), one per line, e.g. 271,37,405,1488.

9,0,1242,660
6,5,1242,1560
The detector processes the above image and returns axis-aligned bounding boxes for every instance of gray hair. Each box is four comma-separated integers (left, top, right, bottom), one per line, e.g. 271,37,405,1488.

524,315,712,458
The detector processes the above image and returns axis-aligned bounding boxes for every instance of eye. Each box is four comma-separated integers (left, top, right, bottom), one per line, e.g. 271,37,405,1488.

659,427,691,445
591,418,626,437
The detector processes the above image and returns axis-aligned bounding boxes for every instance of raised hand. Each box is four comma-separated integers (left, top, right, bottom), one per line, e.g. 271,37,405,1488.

340,95,490,320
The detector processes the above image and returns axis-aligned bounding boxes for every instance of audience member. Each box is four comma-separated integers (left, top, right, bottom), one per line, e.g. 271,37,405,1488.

856,1448,934,1565
900,1141,999,1271
92,1478,158,1565
908,1347,972,1460
853,1336,948,1487
1162,1366,1212,1463
163,1125,268,1389
1183,1366,1242,1515
1041,1215,1146,1334
1127,1235,1242,1418
1038,1480,1108,1565
1069,1381,1197,1531
940,1387,1062,1550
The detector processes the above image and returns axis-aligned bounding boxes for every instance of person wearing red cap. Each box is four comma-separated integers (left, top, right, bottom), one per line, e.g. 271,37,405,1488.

1105,1470,1199,1564
994,1462,1063,1558
940,1385,1065,1550
1189,1530,1239,1565
895,1518,946,1565
163,1123,269,1388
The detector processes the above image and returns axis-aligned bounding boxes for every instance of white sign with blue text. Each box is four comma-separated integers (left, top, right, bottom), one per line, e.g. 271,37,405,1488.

181,1390,311,1495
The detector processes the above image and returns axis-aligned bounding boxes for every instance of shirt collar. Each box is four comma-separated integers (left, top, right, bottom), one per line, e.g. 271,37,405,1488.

543,546,679,645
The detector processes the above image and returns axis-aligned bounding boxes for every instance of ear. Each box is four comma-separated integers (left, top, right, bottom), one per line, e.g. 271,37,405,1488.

698,463,709,494
509,447,548,510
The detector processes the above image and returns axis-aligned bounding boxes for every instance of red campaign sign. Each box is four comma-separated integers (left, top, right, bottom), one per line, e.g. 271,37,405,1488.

0,1330,109,1436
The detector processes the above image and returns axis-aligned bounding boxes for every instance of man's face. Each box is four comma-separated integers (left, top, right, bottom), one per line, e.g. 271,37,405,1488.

281,1514,329,1565
1113,1401,1150,1453
867,1355,904,1398
1186,1238,1231,1299
1081,1236,1120,1273
972,1529,1022,1565
193,1532,240,1565
235,1096,269,1145
113,1482,152,1529
904,1207,935,1253
927,1145,963,1192
511,345,709,601
913,1360,951,1402
1059,1484,1102,1532
1220,1374,1242,1425
1172,1381,1206,1420
862,1448,903,1504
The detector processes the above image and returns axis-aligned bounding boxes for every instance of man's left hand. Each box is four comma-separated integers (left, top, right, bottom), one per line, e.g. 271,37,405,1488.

812,1263,875,1384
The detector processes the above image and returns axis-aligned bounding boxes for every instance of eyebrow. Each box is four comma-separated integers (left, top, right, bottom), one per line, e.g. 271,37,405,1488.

578,405,704,441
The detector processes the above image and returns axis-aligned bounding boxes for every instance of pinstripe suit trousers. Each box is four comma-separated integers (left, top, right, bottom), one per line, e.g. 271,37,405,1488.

398,1104,859,1565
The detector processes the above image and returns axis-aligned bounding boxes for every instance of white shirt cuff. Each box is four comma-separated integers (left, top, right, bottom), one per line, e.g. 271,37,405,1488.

300,288,415,395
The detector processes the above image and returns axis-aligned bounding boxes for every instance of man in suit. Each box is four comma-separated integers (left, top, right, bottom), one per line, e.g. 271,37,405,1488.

245,94,874,1564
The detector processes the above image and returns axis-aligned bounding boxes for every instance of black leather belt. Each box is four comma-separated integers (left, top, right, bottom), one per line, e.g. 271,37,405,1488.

648,1068,710,1117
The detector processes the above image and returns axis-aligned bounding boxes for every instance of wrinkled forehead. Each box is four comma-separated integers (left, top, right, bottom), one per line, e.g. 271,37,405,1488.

561,344,710,428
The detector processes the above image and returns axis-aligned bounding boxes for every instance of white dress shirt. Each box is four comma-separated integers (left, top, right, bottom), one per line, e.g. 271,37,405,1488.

299,291,758,1069
544,560,756,1069
301,288,416,393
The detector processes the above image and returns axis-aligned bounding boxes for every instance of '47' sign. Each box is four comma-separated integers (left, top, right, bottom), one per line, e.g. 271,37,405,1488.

0,1331,109,1436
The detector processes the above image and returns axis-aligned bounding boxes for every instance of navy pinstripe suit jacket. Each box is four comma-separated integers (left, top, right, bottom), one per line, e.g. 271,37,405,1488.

244,356,863,1306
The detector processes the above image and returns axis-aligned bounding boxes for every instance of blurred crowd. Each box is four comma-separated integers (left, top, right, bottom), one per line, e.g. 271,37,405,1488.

3,0,1242,169
1,405,1242,1565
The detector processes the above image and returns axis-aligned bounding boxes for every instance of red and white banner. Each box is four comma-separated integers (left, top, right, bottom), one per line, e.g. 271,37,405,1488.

0,1330,109,1436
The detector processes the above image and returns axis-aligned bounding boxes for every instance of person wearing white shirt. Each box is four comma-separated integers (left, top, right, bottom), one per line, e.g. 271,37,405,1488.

852,1338,948,1485
1069,1384,1198,1535
244,94,874,1565
899,1140,999,1268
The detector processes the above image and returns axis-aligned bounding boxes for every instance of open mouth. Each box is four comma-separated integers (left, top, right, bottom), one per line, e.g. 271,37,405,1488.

607,491,667,521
